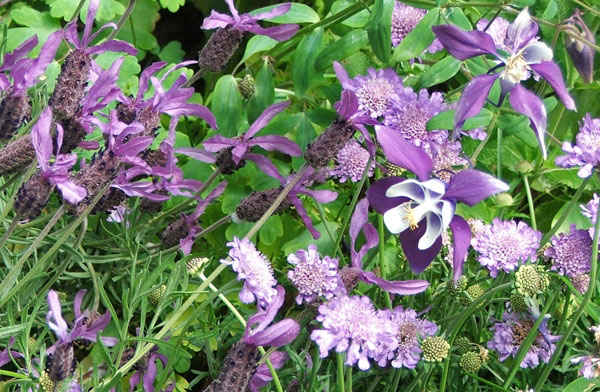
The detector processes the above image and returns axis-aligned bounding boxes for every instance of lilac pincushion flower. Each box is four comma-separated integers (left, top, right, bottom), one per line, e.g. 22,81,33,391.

287,244,344,304
426,139,467,182
476,17,510,51
556,114,600,178
473,219,541,277
572,355,600,379
544,224,591,277
488,311,560,368
331,139,374,183
391,2,442,53
222,237,278,307
581,193,599,225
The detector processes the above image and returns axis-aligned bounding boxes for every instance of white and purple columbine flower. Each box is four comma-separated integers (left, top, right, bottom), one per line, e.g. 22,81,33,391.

331,139,374,183
472,218,541,277
555,114,600,178
202,0,299,41
544,224,592,278
433,8,576,158
367,125,508,280
221,237,278,307
391,2,442,53
488,311,560,369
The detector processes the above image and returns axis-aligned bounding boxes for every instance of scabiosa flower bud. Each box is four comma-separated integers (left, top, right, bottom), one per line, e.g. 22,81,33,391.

428,139,466,182
554,298,574,320
149,285,166,305
187,257,209,275
27,336,37,352
235,187,292,222
0,134,35,176
461,284,484,306
564,10,595,84
238,74,255,99
446,276,467,297
473,219,541,277
330,139,374,183
198,27,246,72
287,245,344,305
460,351,483,372
421,336,450,362
515,160,535,174
14,172,54,220
0,94,31,141
544,224,592,277
49,50,92,119
571,273,590,294
384,162,406,176
39,371,54,392
455,336,472,354
510,292,528,312
515,265,544,297
494,192,514,207
203,341,261,392
305,118,356,169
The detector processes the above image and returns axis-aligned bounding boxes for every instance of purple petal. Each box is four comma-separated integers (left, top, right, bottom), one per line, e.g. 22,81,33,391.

358,272,429,294
161,103,217,129
137,62,167,101
129,371,142,391
505,8,538,52
31,107,53,172
203,134,238,152
529,61,576,111
336,90,359,120
449,215,470,281
366,177,406,214
247,319,301,347
252,3,292,20
46,290,69,341
399,222,442,274
508,84,548,159
333,61,351,89
73,290,87,319
143,355,158,392
201,12,235,30
78,140,100,150
81,57,124,113
114,136,154,157
82,0,99,47
249,351,288,392
289,196,321,239
174,147,216,163
454,74,498,134
87,40,138,56
444,169,508,206
375,125,433,181
245,24,299,41
190,180,227,220
246,101,290,138
301,188,338,204
432,25,499,60
244,153,284,181
250,135,302,156
0,35,37,71
64,22,81,48
55,180,87,204
18,30,63,92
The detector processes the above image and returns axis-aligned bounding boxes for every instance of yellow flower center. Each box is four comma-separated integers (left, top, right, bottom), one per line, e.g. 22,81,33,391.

403,202,419,230
502,54,529,84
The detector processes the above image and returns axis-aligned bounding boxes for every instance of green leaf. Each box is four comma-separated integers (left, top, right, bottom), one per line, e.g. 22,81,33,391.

159,41,185,64
442,7,471,30
211,75,243,138
563,378,600,392
247,62,275,125
250,3,320,24
282,221,340,256
315,30,368,72
427,109,492,131
8,6,61,54
94,52,141,95
367,0,393,63
296,114,317,151
293,27,324,98
330,0,369,28
47,0,125,22
240,35,277,64
418,57,461,88
392,8,440,62
159,0,185,12
259,215,284,246
116,0,159,53
46,0,80,21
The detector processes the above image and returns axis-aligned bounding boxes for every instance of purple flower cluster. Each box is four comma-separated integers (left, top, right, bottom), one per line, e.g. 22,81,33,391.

556,114,600,177
331,139,374,183
391,2,442,53
544,224,592,277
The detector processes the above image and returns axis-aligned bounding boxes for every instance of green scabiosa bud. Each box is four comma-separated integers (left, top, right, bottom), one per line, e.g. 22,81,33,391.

187,257,209,275
554,299,574,320
39,371,54,392
515,161,534,174
27,336,37,352
510,292,528,312
461,284,484,306
494,193,514,207
515,264,543,297
421,336,450,362
446,276,468,297
460,351,483,372
238,75,255,99
455,336,472,353
384,162,406,177
149,285,166,305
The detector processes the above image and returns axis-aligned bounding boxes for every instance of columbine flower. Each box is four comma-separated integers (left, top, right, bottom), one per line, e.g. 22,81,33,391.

433,7,576,158
476,17,510,51
367,125,508,279
330,139,374,183
544,224,592,277
391,2,442,53
287,244,344,305
203,101,301,176
488,311,560,368
564,9,595,84
221,237,278,307
555,114,600,178
472,218,541,277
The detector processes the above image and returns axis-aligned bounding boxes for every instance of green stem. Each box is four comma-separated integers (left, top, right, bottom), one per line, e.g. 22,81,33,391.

107,0,137,41
464,372,511,391
68,0,86,22
194,214,232,240
345,364,352,392
378,213,392,309
0,217,18,250
496,127,502,179
183,68,207,88
308,350,321,392
522,175,537,230
533,206,600,391
470,114,496,165
337,353,346,392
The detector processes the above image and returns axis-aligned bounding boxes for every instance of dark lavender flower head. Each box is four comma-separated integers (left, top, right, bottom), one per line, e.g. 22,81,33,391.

243,285,300,347
202,1,299,41
287,244,344,305
544,224,592,277
203,101,301,175
248,351,288,392
472,218,541,277
488,311,560,368
433,8,576,158
32,107,86,204
391,2,442,53
564,9,595,84
222,237,278,307
367,125,508,280
331,139,374,183
556,114,600,178
64,0,137,57
0,338,24,368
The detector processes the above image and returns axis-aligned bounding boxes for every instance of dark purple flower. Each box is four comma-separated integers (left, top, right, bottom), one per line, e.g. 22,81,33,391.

433,8,576,158
544,224,592,277
367,125,508,280
0,338,24,368
202,1,299,41
564,9,595,84
128,340,173,392
556,114,600,178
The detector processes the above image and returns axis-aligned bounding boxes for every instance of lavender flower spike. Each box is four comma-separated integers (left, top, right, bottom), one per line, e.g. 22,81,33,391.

433,8,576,158
367,125,508,279
202,1,299,42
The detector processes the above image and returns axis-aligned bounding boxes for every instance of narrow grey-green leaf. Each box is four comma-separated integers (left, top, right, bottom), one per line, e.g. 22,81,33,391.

293,28,324,98
418,56,461,88
392,7,440,62
315,30,369,72
367,0,394,63
211,75,242,137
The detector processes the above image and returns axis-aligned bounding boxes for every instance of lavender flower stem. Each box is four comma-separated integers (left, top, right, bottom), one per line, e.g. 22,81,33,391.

183,68,206,88
0,170,24,194
523,174,537,230
107,0,137,41
194,214,232,240
534,206,600,390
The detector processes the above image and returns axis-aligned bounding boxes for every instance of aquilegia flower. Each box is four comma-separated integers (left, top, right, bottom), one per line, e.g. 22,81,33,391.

433,8,576,158
564,9,595,84
555,114,600,178
472,218,541,277
367,125,508,280
544,224,592,277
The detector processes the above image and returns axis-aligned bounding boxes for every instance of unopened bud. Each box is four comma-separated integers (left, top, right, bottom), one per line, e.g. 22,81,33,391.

460,351,482,372
187,257,209,275
564,10,595,84
421,336,450,362
515,161,534,174
0,134,35,177
0,93,31,141
305,118,356,169
494,193,513,207
15,172,54,220
510,292,528,312
198,27,246,73
149,285,166,305
238,75,255,99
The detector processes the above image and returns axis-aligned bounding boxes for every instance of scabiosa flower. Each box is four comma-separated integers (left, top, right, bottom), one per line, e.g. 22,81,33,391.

433,8,576,158
330,139,374,183
572,355,600,379
476,17,510,51
287,244,343,305
544,224,592,277
571,273,590,294
427,139,467,182
391,2,442,53
556,114,600,178
488,311,560,368
221,237,278,307
581,193,599,238
472,219,541,277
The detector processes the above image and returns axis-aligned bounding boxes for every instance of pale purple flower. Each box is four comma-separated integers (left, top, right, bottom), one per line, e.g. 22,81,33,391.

287,244,344,305
391,2,442,53
488,311,560,368
556,114,600,178
571,273,590,294
368,125,508,280
426,139,468,182
581,193,599,227
544,224,592,277
202,1,299,41
330,139,374,183
0,338,23,368
572,355,600,379
472,218,541,277
249,351,288,392
374,306,438,369
476,17,510,51
128,339,172,392
222,237,278,307
433,8,576,158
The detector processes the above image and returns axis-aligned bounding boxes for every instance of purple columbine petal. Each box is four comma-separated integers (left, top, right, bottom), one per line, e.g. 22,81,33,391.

508,84,548,159
250,135,302,156
244,24,299,41
504,8,538,52
449,215,471,281
432,25,499,60
399,222,443,274
529,61,576,111
453,73,498,135
366,177,406,214
375,125,433,181
358,271,429,294
443,169,509,206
